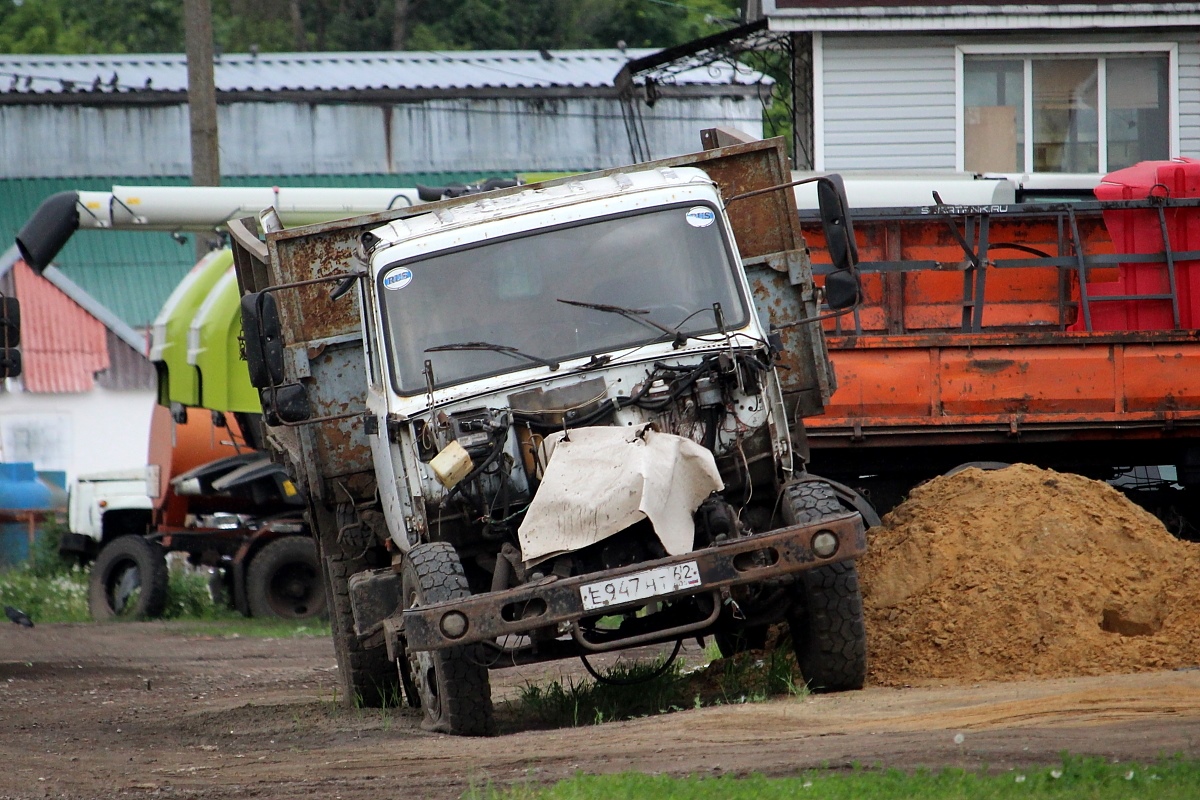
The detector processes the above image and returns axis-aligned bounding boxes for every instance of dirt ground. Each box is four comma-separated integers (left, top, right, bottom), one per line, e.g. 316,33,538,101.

2,622,1199,800
860,465,1200,685
6,466,1200,799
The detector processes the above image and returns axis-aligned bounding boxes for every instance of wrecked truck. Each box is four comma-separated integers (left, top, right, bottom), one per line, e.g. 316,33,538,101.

230,134,867,736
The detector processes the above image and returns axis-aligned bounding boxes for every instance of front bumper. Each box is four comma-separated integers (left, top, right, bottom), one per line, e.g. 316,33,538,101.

400,511,867,652
58,532,98,560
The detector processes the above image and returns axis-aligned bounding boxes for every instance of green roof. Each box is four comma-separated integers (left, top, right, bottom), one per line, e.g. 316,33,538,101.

2,172,504,329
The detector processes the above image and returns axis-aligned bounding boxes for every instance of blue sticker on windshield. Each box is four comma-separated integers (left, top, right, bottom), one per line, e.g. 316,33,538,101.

685,206,716,228
382,266,413,291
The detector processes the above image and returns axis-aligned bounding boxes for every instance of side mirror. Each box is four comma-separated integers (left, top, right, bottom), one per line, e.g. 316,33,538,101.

240,292,285,389
824,270,861,310
816,175,861,310
0,297,21,379
817,174,859,272
263,384,311,424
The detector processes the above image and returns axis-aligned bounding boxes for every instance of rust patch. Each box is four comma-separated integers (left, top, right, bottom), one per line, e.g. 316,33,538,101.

969,358,1019,374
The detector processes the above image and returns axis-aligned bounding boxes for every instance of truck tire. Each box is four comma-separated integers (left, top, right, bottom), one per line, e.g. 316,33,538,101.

323,550,401,707
782,480,867,692
88,536,169,620
401,542,494,736
246,536,327,620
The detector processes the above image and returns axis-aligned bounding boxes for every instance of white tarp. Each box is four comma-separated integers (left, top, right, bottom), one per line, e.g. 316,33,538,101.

517,426,724,566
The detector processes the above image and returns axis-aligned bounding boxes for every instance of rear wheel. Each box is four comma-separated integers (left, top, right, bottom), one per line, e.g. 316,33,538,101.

246,536,327,620
88,536,169,620
314,503,401,708
401,542,494,736
782,480,867,692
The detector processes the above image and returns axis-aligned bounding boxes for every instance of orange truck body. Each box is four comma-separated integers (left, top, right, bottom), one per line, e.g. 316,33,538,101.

796,159,1200,509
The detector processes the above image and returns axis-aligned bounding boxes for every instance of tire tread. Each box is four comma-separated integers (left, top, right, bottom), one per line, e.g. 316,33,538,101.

403,542,494,736
782,480,867,693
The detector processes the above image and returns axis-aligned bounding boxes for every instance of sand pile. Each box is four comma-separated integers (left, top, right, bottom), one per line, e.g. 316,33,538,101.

859,464,1200,686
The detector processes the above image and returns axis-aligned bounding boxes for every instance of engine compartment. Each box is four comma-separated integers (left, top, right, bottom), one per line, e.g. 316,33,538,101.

401,346,785,597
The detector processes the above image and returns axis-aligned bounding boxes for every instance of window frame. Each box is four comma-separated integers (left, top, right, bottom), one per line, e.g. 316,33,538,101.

955,42,1179,175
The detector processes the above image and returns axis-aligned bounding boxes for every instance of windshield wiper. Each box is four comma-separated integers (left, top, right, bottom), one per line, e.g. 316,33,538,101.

425,341,560,371
557,298,687,348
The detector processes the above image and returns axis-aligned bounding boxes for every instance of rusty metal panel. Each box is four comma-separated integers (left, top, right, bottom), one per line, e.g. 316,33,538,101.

747,258,833,416
807,331,1200,446
239,215,407,504
1124,343,1200,412
938,345,1119,416
299,340,374,484
821,347,934,419
267,222,374,344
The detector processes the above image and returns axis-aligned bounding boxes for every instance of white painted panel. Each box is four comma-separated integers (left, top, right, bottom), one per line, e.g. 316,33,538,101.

821,34,958,171
0,105,190,178
1180,41,1200,157
0,389,155,485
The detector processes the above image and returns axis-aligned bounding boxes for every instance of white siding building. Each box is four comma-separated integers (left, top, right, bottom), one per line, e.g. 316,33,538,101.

763,2,1200,179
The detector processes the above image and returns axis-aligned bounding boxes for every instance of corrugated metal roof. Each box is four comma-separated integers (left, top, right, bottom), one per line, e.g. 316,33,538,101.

765,0,1200,30
12,261,109,394
0,48,759,98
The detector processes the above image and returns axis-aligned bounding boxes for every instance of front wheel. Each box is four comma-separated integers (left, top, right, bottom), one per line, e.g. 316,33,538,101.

88,536,169,620
788,561,867,692
401,542,494,736
782,480,867,692
246,536,328,620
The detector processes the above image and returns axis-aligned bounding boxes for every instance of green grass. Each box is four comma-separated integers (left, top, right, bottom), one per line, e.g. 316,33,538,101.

0,567,91,622
164,616,331,639
514,640,806,729
469,756,1200,800
0,529,328,635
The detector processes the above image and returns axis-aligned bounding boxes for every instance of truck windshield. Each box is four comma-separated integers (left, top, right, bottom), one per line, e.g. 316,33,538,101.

379,203,748,395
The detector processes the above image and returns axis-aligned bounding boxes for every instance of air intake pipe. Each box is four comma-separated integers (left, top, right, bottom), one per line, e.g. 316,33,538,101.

15,191,80,273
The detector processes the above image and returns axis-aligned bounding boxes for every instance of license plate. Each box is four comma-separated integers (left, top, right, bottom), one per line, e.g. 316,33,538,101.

580,561,702,611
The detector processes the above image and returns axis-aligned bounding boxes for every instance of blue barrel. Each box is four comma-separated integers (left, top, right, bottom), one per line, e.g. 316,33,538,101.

0,462,55,567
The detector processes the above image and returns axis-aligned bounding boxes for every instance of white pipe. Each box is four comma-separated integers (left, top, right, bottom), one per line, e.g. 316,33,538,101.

792,171,1017,209
74,185,426,231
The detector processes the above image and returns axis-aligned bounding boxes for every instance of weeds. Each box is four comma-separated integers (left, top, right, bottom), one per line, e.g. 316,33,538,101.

26,520,74,578
0,567,90,623
518,657,690,728
516,638,807,729
162,565,219,620
710,644,807,704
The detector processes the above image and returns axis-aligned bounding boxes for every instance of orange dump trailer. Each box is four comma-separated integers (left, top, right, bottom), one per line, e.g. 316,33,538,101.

798,159,1200,525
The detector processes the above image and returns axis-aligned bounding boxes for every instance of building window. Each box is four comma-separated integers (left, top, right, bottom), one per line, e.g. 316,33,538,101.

964,59,1024,172
963,53,1170,174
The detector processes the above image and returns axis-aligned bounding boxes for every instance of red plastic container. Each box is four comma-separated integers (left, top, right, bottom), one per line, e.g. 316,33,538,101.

1079,157,1200,331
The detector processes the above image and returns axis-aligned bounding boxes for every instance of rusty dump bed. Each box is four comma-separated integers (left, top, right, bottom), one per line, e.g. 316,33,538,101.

800,198,1200,448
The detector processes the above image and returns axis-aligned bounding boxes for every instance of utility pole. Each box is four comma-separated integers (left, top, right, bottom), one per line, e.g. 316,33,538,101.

185,0,221,259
